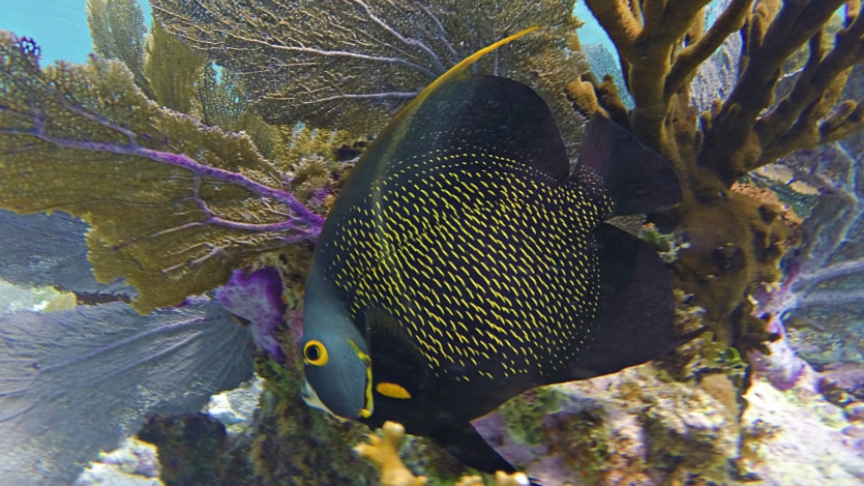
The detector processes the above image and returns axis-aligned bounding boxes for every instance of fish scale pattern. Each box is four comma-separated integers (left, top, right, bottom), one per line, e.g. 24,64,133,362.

325,148,614,382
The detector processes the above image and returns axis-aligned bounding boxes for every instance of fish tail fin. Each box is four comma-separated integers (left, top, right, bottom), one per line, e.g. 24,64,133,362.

564,224,692,380
404,26,539,113
576,115,682,216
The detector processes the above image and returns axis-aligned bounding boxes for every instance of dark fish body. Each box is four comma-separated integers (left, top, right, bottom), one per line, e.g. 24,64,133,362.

302,29,685,476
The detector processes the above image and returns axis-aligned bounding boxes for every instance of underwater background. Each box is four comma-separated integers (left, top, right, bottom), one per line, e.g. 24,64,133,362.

2,1,864,485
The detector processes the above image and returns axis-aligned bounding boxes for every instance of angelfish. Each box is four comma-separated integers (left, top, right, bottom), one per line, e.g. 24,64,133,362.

301,26,688,475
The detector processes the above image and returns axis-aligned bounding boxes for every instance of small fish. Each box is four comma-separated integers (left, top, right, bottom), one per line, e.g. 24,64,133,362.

301,26,688,475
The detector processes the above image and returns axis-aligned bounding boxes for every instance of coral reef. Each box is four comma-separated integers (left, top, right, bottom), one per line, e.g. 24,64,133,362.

249,357,379,486
5,0,864,484
149,0,588,156
749,56,864,392
74,437,162,486
474,364,741,485
138,413,255,486
570,0,864,356
470,363,864,486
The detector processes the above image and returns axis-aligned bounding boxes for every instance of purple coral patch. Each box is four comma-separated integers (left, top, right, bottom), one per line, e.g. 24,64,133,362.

216,267,287,363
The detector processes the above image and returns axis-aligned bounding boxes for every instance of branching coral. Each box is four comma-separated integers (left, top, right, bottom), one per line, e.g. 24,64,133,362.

355,421,429,486
0,32,323,312
355,421,532,486
149,0,587,155
571,0,864,353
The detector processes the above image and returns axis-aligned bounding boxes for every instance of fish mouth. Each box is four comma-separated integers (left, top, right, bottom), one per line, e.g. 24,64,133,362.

301,379,352,423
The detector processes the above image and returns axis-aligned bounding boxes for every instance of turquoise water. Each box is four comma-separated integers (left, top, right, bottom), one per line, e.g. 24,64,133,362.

0,0,151,64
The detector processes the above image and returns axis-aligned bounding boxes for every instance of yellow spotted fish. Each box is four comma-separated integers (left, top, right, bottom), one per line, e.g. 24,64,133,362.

301,27,686,476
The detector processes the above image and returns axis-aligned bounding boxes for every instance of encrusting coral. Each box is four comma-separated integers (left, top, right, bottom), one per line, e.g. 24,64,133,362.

149,0,588,156
570,0,864,355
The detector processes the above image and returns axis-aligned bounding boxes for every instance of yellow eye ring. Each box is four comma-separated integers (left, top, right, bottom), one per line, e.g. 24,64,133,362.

303,340,328,366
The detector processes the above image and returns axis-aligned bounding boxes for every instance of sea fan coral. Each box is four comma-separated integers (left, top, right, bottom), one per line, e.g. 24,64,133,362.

149,0,587,155
0,298,254,486
0,32,323,312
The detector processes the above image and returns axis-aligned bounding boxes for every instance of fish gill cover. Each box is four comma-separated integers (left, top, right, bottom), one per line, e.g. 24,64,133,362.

2,0,864,484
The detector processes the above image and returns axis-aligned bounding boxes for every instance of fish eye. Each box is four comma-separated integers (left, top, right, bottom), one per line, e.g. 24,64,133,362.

304,340,328,366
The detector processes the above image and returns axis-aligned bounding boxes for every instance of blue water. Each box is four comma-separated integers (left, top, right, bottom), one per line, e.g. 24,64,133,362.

0,0,151,64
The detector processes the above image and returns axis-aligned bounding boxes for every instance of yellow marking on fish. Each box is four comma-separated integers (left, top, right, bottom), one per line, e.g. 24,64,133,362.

376,382,411,399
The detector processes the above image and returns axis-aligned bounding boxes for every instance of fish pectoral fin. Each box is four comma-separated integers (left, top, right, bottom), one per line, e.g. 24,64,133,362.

566,223,693,378
365,308,428,394
576,115,682,216
430,422,517,476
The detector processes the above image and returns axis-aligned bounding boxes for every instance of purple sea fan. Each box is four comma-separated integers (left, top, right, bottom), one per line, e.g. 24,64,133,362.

215,267,288,364
750,89,864,389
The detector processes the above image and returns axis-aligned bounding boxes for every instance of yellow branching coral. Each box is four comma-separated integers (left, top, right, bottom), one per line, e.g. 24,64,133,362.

355,421,429,486
357,422,530,486
0,32,324,313
571,0,864,351
149,0,587,156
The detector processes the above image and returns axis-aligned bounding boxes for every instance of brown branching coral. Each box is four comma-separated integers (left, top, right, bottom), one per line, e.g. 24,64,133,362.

572,0,864,352
149,0,587,156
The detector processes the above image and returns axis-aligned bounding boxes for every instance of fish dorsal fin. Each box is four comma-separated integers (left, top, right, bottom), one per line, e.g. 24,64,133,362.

565,223,692,379
323,26,552,225
364,309,428,395
399,26,539,121
576,115,682,216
